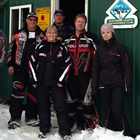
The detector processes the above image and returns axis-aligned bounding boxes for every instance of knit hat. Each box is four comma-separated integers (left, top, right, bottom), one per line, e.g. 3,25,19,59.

101,23,115,33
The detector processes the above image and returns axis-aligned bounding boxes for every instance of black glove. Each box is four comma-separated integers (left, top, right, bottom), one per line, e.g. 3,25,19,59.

92,88,98,97
126,85,132,93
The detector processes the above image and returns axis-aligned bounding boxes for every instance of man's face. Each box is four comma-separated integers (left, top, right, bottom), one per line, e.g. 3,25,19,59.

26,16,38,31
75,17,86,32
54,13,65,25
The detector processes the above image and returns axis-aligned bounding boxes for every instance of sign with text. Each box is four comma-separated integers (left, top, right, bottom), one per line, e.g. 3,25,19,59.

35,7,50,31
105,0,138,29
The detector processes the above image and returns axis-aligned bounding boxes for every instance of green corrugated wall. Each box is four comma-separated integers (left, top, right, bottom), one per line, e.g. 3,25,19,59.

0,0,139,134
0,0,50,100
88,0,140,134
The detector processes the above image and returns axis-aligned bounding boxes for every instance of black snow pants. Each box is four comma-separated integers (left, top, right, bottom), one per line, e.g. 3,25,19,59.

99,85,131,136
9,69,38,121
36,83,71,136
66,74,95,128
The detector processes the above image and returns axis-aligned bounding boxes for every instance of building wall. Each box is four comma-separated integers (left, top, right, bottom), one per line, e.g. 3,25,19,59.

0,0,139,134
0,0,50,100
88,0,140,134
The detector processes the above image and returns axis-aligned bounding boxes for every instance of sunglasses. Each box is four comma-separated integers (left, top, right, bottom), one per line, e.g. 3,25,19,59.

28,19,37,21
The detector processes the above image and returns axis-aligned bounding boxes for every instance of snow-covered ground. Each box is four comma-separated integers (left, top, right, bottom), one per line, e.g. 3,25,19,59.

0,104,139,140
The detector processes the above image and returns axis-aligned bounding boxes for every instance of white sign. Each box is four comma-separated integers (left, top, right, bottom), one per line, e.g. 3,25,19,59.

105,0,138,29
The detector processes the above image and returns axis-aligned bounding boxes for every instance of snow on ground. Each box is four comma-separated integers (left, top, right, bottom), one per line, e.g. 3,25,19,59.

0,104,139,140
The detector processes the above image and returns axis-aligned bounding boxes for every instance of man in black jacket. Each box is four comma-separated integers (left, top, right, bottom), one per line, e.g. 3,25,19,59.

7,12,46,129
44,9,74,42
64,13,100,130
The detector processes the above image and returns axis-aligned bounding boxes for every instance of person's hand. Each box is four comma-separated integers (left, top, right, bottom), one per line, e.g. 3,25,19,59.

126,85,132,93
92,88,98,97
8,66,14,75
57,83,63,87
56,37,63,42
32,84,38,88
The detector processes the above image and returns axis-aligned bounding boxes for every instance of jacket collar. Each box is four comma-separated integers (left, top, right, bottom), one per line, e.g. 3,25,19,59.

102,35,116,47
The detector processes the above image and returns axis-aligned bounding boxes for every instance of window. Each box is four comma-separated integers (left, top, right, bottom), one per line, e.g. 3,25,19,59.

9,4,32,42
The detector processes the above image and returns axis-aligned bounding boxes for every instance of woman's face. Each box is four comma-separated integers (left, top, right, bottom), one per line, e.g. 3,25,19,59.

101,30,113,41
46,29,57,42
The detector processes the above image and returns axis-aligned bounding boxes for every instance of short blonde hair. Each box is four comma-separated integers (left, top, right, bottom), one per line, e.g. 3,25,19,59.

45,25,58,34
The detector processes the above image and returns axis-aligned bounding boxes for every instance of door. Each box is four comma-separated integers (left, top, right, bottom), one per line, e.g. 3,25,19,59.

51,0,88,28
59,0,85,27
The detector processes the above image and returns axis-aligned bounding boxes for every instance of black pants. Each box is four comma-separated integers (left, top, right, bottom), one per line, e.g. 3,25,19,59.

67,75,95,127
99,85,131,135
37,83,71,136
9,70,38,121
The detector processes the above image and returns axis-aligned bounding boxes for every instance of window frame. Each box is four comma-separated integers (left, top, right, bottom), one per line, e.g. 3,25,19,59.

9,4,32,42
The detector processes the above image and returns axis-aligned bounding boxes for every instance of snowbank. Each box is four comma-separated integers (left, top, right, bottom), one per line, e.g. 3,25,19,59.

0,104,139,140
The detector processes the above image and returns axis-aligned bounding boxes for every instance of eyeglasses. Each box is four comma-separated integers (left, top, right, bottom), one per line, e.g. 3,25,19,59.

28,19,37,21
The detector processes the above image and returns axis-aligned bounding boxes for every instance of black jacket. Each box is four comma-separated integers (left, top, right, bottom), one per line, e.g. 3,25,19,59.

53,22,74,42
28,39,72,86
92,37,132,95
43,23,74,42
7,25,45,71
64,30,100,76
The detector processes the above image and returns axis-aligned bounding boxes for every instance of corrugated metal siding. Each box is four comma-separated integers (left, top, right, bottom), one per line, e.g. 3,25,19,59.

88,0,140,134
0,0,50,100
9,0,50,11
0,0,11,100
0,0,140,134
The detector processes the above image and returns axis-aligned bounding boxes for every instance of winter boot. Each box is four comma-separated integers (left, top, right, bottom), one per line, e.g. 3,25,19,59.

8,119,20,129
62,135,72,140
26,119,39,127
38,131,50,139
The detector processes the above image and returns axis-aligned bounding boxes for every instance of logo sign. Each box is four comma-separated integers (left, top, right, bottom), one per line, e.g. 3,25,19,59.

35,7,50,31
105,0,138,29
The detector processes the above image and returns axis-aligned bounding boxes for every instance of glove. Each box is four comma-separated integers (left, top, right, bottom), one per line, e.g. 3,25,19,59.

125,85,132,93
91,88,98,97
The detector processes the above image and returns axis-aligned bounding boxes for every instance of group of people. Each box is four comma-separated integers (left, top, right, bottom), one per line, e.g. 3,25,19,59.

6,9,132,140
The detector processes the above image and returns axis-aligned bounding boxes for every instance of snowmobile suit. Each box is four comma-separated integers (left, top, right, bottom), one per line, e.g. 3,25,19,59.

92,36,132,135
7,25,46,122
64,30,99,128
28,40,72,136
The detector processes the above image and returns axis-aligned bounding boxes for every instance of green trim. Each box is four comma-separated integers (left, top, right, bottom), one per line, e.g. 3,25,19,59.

0,0,8,8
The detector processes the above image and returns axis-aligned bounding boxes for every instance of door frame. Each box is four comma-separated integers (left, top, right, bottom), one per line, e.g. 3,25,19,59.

51,0,88,29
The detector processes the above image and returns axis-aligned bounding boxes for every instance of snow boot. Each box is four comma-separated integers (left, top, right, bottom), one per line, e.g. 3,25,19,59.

26,119,39,127
8,119,20,129
38,131,50,139
61,135,72,140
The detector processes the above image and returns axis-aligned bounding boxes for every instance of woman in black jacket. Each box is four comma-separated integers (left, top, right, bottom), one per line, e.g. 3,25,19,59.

92,23,132,136
28,25,72,140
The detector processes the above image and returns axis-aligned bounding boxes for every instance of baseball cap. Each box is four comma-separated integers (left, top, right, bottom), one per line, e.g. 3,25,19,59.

26,12,38,19
54,9,64,15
